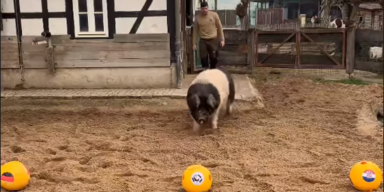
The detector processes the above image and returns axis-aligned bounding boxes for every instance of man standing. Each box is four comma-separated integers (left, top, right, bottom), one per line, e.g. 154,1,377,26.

192,1,225,70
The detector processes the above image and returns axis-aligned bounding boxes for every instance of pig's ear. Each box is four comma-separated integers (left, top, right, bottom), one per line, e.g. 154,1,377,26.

191,94,200,108
207,94,216,108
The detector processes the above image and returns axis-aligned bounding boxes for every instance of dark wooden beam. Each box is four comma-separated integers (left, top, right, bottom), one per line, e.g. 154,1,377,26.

167,0,176,62
65,0,75,38
129,0,153,34
41,0,49,32
107,0,115,39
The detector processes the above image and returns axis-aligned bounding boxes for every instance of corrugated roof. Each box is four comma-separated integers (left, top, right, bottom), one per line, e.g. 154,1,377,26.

358,3,382,10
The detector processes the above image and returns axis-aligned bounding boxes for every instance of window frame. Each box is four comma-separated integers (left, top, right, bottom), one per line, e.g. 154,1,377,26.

73,0,109,38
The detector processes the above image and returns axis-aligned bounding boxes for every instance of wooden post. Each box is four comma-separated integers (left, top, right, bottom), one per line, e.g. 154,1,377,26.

254,30,258,67
296,30,301,68
346,27,356,76
175,0,182,88
248,29,255,73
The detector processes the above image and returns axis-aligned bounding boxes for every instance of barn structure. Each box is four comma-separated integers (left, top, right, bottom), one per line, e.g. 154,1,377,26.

355,2,383,30
1,0,181,89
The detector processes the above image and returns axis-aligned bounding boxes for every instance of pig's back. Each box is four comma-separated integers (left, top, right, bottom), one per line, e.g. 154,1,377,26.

191,69,230,102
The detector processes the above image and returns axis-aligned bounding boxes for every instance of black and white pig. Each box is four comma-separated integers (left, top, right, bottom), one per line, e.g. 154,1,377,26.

186,67,235,132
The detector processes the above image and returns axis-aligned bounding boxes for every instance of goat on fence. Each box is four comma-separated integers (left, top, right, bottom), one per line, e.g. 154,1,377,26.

329,19,345,28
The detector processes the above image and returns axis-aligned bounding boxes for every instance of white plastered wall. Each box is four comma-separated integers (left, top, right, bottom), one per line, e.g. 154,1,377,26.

115,0,168,34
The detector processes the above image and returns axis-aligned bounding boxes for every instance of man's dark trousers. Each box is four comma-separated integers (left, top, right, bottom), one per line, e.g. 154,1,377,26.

199,38,219,69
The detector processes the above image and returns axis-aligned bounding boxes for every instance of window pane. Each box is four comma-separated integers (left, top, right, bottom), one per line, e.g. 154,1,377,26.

94,0,103,12
95,14,104,32
79,14,89,32
78,0,87,12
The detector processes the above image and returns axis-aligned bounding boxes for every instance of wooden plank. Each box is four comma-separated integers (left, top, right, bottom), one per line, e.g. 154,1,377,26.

1,36,18,43
54,39,112,45
256,63,341,69
355,29,383,42
301,33,343,43
354,60,383,74
223,30,248,40
259,42,336,55
257,34,297,43
300,28,345,33
225,39,247,45
23,58,170,68
256,30,296,34
300,32,341,66
257,54,296,65
1,36,20,69
218,55,247,65
21,35,70,43
113,34,170,43
1,44,19,51
1,60,19,68
21,36,44,42
22,50,170,60
1,51,19,60
300,55,342,65
22,52,46,65
22,43,48,53
56,58,170,68
22,59,47,69
20,41,170,52
53,42,170,52
50,35,71,44
259,33,296,64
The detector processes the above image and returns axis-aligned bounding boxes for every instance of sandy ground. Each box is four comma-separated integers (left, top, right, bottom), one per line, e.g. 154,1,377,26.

1,76,383,192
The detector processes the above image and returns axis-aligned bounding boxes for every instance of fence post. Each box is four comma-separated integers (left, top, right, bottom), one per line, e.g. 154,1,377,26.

248,29,255,73
254,30,258,68
346,27,356,77
295,30,301,68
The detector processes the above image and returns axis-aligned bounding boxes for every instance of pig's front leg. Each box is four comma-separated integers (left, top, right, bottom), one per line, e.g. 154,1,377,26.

211,110,219,129
193,120,200,132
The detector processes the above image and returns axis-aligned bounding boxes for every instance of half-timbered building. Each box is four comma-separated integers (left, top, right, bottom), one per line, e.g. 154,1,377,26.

1,0,179,89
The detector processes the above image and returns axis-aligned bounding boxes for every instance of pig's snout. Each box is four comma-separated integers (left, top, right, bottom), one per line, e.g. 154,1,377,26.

198,118,205,124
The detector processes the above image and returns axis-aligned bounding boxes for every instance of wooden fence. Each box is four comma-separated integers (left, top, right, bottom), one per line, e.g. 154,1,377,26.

1,34,170,70
1,37,19,68
185,28,383,75
257,8,284,25
1,34,174,89
349,29,383,74
255,28,346,69
185,28,255,73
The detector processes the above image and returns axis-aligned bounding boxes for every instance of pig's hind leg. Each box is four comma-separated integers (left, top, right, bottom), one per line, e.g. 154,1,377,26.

225,99,233,116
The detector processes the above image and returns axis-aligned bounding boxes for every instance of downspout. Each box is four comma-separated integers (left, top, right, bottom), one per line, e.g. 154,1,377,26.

175,0,182,89
215,0,218,11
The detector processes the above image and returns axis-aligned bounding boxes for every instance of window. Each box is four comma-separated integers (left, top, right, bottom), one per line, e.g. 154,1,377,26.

73,0,108,37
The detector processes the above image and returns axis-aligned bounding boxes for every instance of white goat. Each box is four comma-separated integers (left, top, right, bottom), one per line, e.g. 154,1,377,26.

329,19,345,28
369,46,383,61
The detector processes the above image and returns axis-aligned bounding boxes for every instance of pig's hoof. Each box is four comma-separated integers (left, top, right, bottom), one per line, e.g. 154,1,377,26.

193,121,200,132
212,128,221,135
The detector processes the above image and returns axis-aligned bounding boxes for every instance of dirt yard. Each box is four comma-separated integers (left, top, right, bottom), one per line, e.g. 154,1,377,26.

1,76,383,192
